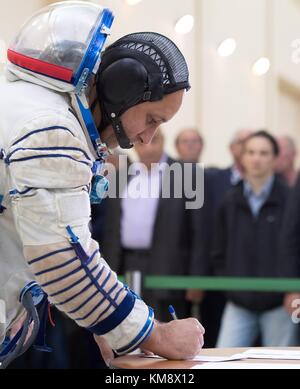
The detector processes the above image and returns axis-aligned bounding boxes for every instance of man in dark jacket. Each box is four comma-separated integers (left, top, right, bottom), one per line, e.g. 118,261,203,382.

96,129,202,322
186,130,253,348
213,131,298,347
280,173,300,320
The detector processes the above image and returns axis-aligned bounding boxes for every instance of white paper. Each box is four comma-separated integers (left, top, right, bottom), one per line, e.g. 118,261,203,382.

242,349,300,360
142,353,246,363
192,353,246,362
192,362,300,369
141,349,300,364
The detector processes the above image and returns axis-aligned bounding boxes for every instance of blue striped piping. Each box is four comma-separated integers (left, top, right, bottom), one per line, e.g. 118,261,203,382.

49,264,98,298
66,226,120,308
73,274,119,321
107,282,119,297
10,186,89,198
6,146,91,161
88,291,136,336
12,126,75,147
6,153,91,167
28,247,74,265
112,286,125,304
85,299,113,324
0,194,4,214
87,281,125,325
115,307,155,355
68,289,99,315
34,256,78,277
67,275,119,315
56,266,105,306
9,188,35,196
74,295,107,321
99,271,113,292
41,264,86,288
78,281,122,323
85,249,99,266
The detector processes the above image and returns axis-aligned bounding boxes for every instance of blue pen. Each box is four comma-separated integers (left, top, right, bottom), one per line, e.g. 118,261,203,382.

168,305,178,321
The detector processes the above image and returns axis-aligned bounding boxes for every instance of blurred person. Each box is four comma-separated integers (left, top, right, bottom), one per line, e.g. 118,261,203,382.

187,129,254,348
280,173,300,325
276,135,298,187
0,2,204,368
219,129,255,190
176,128,204,163
91,150,131,248
214,131,298,348
99,129,201,322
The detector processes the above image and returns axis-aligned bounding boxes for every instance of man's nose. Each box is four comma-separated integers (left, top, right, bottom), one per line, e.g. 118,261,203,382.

140,126,158,145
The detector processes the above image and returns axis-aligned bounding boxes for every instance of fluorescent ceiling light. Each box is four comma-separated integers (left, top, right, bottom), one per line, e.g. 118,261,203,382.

175,15,194,35
217,38,236,57
125,0,142,5
252,57,271,76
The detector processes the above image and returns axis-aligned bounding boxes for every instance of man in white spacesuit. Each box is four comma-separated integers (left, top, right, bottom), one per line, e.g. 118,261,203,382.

0,2,204,368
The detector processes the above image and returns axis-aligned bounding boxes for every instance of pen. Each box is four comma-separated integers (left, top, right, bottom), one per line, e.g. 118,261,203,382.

168,305,178,321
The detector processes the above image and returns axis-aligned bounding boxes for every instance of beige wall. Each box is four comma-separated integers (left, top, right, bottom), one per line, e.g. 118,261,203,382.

0,0,48,72
0,0,47,43
90,0,198,160
198,0,268,167
1,0,300,167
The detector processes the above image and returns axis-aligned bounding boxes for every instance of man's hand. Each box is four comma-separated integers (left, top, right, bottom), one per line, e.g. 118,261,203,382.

140,318,205,361
94,335,115,367
94,318,205,363
186,289,205,304
284,293,300,316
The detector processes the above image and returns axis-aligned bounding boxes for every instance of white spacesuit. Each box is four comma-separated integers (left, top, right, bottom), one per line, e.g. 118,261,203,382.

0,2,154,363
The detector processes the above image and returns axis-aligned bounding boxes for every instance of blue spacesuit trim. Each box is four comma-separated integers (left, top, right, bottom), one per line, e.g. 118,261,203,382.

115,307,155,355
56,266,105,306
88,291,136,336
34,256,78,277
67,275,119,316
6,146,91,161
73,9,114,87
40,265,86,288
7,153,91,167
0,194,5,214
12,127,75,147
49,264,98,298
28,247,73,265
9,188,35,196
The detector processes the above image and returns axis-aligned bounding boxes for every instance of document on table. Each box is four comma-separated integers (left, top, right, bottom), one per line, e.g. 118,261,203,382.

142,348,300,363
192,362,300,369
142,353,247,363
242,349,300,360
192,353,247,362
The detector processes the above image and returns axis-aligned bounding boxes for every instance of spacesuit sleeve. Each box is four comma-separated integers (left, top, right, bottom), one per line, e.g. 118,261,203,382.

5,115,154,355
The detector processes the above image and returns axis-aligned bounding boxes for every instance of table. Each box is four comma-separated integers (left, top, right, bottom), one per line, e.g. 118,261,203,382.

111,348,300,369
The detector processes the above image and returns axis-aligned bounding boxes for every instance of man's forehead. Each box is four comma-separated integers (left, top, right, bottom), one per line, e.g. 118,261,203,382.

245,137,273,150
154,90,184,116
151,104,176,122
181,130,201,139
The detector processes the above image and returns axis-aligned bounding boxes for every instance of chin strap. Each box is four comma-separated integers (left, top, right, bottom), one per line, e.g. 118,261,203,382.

93,98,132,150
97,99,133,150
73,94,110,160
109,113,133,150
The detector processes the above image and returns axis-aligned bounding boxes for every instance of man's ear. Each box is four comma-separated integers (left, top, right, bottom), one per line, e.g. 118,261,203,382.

98,58,148,106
